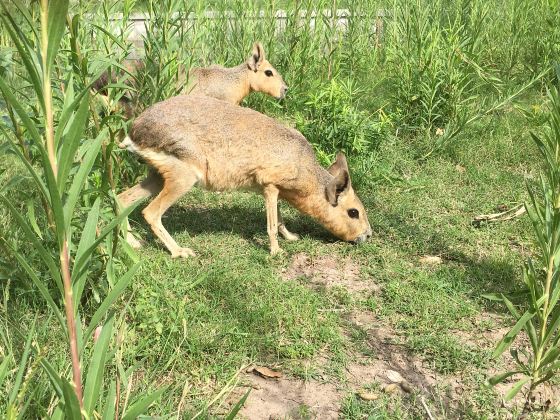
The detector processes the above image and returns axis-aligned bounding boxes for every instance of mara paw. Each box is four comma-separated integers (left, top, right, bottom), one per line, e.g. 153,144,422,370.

127,233,144,249
171,247,196,259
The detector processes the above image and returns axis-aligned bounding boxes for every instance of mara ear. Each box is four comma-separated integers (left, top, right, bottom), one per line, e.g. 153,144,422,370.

247,42,265,72
327,152,349,177
326,152,351,206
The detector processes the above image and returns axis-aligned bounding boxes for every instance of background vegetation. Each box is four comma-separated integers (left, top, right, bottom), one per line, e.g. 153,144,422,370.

1,0,559,418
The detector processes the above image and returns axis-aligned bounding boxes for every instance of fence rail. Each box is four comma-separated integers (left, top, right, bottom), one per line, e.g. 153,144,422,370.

102,9,387,57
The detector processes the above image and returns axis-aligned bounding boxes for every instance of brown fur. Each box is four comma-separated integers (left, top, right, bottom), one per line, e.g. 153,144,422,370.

118,95,371,257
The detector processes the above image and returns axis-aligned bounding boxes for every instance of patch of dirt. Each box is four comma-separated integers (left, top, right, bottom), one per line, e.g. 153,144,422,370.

343,309,438,393
282,252,374,294
227,308,446,419
233,374,341,420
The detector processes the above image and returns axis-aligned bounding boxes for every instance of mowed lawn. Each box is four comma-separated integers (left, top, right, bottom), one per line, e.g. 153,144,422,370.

70,101,548,418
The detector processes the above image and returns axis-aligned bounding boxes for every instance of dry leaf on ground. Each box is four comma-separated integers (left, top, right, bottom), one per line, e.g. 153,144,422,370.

253,366,282,379
358,391,379,401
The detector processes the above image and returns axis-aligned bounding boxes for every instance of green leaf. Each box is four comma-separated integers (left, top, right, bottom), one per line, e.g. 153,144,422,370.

0,353,11,386
504,377,530,401
26,199,43,240
539,347,560,369
121,386,168,420
493,309,535,358
8,0,40,41
39,358,63,399
57,91,91,189
0,13,43,108
0,74,42,144
60,377,82,420
487,370,522,386
72,198,101,305
90,24,129,50
63,129,105,224
83,316,114,414
39,145,67,249
0,127,49,202
8,317,35,406
225,388,251,420
83,263,140,345
45,0,69,71
72,202,140,285
101,380,117,420
543,307,560,347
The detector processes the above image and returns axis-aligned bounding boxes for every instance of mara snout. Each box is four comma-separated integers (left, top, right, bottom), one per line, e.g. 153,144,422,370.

117,95,370,257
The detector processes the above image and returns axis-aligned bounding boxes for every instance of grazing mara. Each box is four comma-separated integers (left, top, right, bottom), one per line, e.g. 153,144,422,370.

118,95,372,257
92,42,287,116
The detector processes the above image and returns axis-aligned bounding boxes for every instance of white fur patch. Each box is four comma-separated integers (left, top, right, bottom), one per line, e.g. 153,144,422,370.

119,136,138,152
137,148,204,184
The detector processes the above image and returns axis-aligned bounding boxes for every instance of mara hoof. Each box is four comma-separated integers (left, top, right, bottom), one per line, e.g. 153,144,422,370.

171,247,196,259
279,226,299,241
127,233,144,249
269,245,284,256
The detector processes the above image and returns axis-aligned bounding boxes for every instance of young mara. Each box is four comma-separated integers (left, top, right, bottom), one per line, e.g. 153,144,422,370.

118,95,372,257
185,42,288,104
93,42,287,116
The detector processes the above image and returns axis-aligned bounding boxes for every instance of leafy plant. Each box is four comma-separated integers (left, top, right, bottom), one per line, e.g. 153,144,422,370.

0,0,163,417
488,80,560,412
295,77,389,161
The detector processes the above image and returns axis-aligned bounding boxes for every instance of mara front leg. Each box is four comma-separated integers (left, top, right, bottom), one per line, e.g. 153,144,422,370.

263,185,281,255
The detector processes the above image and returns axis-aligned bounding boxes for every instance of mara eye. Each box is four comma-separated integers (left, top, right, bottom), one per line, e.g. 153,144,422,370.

348,209,359,219
265,70,274,77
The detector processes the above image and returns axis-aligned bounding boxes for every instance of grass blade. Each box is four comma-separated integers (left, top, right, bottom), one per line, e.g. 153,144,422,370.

121,386,168,420
2,240,65,330
72,201,140,283
83,263,140,345
504,377,530,401
8,317,35,406
225,388,251,420
83,315,114,414
60,376,82,420
493,309,535,358
0,196,63,296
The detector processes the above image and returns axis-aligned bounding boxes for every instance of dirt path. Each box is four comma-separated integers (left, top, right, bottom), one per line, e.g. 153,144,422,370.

222,252,451,419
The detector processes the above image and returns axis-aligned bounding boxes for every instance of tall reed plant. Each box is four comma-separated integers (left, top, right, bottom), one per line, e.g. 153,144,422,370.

0,0,164,417
488,78,560,413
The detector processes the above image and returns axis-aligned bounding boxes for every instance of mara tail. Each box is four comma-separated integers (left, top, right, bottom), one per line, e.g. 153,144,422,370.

119,135,138,152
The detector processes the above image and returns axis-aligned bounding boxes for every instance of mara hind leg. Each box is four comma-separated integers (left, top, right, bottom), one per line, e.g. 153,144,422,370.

142,166,199,258
278,203,299,241
117,168,163,248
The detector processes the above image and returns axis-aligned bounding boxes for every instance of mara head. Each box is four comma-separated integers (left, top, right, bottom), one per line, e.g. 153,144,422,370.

320,152,372,243
246,42,288,99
